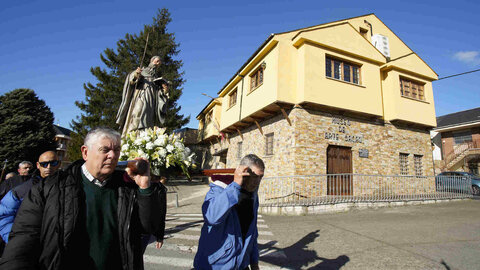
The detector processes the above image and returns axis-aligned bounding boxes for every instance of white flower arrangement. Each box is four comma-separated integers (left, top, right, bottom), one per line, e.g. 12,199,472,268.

120,127,195,177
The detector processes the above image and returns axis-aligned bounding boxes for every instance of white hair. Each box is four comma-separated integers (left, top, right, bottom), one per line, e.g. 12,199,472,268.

19,161,33,168
84,127,121,149
150,55,161,63
240,154,265,171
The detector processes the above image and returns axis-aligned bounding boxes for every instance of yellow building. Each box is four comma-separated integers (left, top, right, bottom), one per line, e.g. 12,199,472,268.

197,14,437,187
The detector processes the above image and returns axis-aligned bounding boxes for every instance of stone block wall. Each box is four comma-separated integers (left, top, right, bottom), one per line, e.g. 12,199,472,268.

292,106,434,176
202,105,435,197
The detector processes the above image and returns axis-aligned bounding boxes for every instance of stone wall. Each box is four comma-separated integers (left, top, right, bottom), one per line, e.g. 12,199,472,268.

292,106,434,176
202,105,435,196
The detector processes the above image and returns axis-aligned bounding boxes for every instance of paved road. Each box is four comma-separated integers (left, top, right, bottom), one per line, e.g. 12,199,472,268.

260,200,480,270
145,180,480,269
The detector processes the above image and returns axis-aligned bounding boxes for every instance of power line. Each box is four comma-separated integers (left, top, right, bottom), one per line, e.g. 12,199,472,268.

437,68,480,81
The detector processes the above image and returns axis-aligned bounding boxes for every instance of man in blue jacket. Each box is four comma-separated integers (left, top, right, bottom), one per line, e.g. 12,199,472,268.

0,150,60,243
194,154,264,270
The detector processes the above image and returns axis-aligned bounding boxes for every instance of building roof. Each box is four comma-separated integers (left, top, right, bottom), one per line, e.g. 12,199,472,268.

53,124,72,137
436,107,480,129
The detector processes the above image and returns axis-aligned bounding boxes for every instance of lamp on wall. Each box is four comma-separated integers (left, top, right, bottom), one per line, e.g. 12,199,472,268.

201,93,215,100
261,61,267,70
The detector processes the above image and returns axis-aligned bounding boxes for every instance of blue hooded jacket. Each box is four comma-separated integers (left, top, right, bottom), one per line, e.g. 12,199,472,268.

194,181,259,270
0,175,41,242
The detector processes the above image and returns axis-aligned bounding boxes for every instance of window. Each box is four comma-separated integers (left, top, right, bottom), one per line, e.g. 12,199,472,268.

359,27,369,39
400,77,425,101
250,66,264,91
205,111,212,124
325,57,361,84
265,133,274,155
453,130,473,145
399,153,409,175
237,142,242,159
414,155,423,176
229,88,237,108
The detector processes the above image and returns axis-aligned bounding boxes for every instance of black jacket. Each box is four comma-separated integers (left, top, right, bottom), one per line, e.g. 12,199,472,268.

0,160,166,270
0,174,30,200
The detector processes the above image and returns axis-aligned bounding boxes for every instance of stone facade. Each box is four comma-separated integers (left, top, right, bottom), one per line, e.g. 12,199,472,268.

202,105,435,198
205,106,434,176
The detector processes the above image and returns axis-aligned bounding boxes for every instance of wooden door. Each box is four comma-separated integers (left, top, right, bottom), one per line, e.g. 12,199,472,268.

327,145,353,195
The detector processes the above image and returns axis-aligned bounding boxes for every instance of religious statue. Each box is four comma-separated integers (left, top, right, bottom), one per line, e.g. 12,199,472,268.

116,56,169,136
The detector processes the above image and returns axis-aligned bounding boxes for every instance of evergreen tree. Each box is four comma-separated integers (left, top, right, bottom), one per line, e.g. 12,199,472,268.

69,8,189,160
0,89,57,173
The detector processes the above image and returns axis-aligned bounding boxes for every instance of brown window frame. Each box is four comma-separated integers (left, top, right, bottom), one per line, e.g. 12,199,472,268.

414,155,423,176
250,66,264,92
229,88,237,108
325,56,361,85
265,133,274,156
205,111,213,124
400,77,425,101
399,153,409,175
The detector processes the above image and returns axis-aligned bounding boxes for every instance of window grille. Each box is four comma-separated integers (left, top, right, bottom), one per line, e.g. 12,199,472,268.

399,153,409,175
414,155,423,176
237,142,242,159
400,77,425,101
265,133,274,155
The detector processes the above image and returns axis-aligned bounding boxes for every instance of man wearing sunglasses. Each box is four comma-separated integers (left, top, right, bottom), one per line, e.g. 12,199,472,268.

0,151,60,243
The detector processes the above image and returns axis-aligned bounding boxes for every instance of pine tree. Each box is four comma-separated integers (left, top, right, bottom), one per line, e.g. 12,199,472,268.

69,8,189,161
0,89,57,173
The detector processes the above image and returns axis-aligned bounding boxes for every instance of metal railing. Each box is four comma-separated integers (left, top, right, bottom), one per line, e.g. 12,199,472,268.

258,174,473,207
443,141,479,168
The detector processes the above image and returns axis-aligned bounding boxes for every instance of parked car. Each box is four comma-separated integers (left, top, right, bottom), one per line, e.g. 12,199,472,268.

436,171,480,195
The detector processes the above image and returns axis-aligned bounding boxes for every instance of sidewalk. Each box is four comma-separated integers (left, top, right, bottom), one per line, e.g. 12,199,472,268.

164,178,210,214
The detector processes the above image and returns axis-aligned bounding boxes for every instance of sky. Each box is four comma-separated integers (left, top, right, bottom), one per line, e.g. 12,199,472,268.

1,0,479,130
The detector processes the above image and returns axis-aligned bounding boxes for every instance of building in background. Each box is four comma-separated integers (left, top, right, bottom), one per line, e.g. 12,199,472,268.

173,127,203,166
432,107,480,174
196,14,438,196
53,124,72,168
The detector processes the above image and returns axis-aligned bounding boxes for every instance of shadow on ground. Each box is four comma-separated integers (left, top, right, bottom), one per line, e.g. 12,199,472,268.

260,230,350,269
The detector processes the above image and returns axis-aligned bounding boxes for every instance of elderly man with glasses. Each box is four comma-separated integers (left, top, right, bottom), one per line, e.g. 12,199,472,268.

0,150,61,243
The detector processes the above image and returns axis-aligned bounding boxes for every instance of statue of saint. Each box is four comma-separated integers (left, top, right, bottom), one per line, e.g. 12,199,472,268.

116,56,169,136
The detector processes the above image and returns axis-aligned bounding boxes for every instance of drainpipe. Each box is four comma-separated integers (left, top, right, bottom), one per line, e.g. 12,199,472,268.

238,75,245,121
364,20,373,36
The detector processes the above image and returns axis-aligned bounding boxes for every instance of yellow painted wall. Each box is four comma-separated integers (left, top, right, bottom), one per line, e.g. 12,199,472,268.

199,102,222,140
277,39,298,103
198,14,438,138
241,47,279,118
382,70,436,126
219,80,242,129
292,23,386,64
300,43,384,116
219,45,280,129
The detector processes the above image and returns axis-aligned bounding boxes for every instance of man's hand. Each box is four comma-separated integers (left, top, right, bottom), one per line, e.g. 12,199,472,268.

125,157,151,189
135,67,142,75
161,83,168,93
234,165,250,187
155,241,163,249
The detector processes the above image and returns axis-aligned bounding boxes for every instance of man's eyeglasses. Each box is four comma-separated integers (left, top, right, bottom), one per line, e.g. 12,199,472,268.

39,160,59,168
